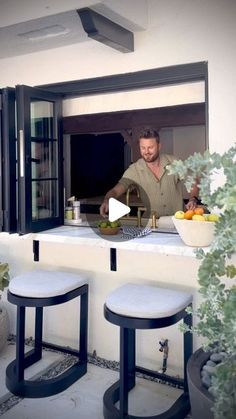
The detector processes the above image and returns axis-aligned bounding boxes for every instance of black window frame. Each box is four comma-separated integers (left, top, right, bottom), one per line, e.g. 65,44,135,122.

16,85,64,234
0,61,208,234
1,87,17,233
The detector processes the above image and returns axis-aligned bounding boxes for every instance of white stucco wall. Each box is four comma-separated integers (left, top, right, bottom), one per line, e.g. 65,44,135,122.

62,82,205,115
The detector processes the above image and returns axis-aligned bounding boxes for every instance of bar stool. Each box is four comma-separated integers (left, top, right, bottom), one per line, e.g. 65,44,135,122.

103,283,193,419
6,270,88,398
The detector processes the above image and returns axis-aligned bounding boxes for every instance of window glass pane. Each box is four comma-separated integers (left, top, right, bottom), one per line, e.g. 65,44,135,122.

30,101,54,138
31,141,58,179
32,179,58,220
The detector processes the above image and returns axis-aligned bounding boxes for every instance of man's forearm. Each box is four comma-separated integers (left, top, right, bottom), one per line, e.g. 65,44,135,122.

104,183,126,201
104,189,118,200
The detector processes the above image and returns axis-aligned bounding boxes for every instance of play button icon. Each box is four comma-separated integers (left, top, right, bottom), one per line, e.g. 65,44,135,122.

85,178,151,242
108,198,130,222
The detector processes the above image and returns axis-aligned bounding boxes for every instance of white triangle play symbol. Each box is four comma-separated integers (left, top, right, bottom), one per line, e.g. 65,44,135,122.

108,198,130,222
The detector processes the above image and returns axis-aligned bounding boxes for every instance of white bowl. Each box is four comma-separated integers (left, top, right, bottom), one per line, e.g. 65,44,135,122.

172,216,216,247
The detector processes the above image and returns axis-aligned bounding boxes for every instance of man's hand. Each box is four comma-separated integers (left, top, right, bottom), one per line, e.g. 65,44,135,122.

186,182,199,210
100,199,109,217
186,197,198,211
99,184,126,217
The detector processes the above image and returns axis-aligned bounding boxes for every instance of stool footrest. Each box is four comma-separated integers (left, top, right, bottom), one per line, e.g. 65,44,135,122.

6,354,87,398
103,380,190,419
42,341,81,358
135,366,184,389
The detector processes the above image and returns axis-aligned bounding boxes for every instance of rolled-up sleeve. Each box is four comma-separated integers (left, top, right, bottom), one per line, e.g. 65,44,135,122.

117,165,138,190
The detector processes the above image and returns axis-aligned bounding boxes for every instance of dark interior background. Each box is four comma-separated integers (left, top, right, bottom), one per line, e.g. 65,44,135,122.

71,133,124,199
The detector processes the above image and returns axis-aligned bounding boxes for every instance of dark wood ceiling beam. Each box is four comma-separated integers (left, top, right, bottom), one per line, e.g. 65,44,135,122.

63,103,205,135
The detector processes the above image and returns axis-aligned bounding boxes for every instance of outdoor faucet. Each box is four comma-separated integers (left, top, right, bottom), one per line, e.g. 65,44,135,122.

158,339,169,373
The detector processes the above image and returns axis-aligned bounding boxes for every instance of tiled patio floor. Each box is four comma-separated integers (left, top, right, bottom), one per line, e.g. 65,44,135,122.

0,341,191,418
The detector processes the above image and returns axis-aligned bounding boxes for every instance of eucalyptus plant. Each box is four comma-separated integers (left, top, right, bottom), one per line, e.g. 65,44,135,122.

0,262,9,309
168,146,236,419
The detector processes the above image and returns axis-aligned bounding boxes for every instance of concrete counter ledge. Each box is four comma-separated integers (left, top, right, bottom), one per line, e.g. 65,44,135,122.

32,225,204,258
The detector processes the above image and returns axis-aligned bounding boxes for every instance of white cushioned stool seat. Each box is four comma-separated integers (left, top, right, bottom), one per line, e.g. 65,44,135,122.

105,283,192,318
9,270,87,298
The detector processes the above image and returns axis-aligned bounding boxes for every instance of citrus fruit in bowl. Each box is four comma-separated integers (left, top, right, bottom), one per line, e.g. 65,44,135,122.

97,220,121,235
172,213,217,247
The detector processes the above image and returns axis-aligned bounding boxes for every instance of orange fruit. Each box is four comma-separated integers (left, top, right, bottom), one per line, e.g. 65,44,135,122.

194,207,204,215
184,210,194,220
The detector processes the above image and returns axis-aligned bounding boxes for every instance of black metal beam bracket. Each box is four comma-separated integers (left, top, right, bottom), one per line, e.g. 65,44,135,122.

78,7,134,53
33,240,39,262
110,248,117,271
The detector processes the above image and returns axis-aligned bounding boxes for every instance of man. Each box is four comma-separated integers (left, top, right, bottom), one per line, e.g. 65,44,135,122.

100,127,198,217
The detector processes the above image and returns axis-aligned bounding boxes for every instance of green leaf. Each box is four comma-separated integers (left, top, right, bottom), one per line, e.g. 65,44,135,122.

0,262,9,295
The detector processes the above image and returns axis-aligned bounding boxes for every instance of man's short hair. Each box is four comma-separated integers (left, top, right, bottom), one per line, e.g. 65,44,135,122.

138,127,160,143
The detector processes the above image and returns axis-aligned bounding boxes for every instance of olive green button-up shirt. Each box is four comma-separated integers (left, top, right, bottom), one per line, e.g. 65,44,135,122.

118,154,183,217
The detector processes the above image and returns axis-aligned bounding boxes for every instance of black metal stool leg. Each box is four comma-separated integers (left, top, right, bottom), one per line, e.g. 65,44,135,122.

16,305,25,382
120,327,128,417
79,287,88,363
183,309,193,392
120,327,136,417
127,328,136,391
35,307,43,360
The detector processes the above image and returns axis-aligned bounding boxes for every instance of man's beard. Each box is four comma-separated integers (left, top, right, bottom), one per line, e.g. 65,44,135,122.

142,152,159,163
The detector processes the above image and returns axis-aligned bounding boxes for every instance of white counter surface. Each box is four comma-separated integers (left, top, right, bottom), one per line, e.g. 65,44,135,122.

34,225,204,257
